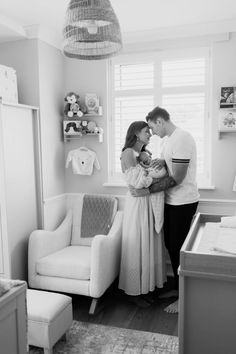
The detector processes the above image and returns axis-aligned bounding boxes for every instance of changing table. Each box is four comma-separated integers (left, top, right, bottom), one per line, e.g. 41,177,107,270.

178,212,236,354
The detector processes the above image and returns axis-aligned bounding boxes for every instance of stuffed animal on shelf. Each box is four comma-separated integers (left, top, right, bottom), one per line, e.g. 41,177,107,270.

64,92,87,118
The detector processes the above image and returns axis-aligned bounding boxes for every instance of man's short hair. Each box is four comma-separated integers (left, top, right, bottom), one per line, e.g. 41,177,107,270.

146,106,170,122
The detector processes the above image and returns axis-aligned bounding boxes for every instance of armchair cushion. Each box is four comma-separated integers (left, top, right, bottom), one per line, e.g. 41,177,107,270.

36,246,91,280
71,194,118,246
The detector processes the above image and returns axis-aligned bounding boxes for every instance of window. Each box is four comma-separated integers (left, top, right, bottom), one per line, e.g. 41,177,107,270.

108,48,211,187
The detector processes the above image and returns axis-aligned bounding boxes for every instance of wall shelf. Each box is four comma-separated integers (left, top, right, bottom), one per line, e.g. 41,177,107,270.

218,103,236,137
220,103,236,108
218,130,236,139
63,104,103,142
63,119,103,143
64,112,102,119
64,132,103,143
84,112,102,117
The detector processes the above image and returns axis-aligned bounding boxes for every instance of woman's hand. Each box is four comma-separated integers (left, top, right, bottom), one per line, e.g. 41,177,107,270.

129,185,150,197
150,158,166,170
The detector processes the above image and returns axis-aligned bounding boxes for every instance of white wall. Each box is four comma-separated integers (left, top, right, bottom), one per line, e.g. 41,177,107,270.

64,33,236,202
64,59,113,194
0,39,66,201
201,33,236,200
37,40,66,199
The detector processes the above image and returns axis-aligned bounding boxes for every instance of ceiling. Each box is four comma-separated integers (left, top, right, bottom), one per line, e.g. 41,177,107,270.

0,0,236,45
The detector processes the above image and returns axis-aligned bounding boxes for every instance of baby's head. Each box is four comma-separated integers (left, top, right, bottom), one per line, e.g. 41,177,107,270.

138,151,152,166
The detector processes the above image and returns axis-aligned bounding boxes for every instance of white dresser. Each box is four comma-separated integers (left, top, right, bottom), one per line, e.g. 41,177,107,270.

0,283,27,354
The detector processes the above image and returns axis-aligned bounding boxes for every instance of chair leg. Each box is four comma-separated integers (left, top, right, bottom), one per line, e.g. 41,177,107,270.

89,298,99,315
44,348,53,354
61,331,69,341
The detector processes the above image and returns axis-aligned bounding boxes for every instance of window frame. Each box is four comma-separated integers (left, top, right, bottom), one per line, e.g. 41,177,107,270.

107,47,212,188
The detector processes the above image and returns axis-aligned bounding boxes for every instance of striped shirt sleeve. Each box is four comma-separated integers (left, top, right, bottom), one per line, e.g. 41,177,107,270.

172,158,190,164
172,132,192,163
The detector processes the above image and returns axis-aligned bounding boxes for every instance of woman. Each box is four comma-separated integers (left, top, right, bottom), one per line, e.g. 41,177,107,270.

118,121,166,301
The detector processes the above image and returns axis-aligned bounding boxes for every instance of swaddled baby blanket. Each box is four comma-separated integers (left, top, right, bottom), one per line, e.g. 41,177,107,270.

124,164,164,234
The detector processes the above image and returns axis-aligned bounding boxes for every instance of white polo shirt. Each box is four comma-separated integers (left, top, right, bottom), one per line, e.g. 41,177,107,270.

162,127,200,205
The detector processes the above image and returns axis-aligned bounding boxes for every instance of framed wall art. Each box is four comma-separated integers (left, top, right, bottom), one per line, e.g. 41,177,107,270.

85,93,99,114
219,110,236,132
220,87,236,108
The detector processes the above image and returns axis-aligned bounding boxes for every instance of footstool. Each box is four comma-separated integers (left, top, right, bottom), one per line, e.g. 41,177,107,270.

27,289,73,354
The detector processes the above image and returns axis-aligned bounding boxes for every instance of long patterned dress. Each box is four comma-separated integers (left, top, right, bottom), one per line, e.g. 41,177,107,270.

118,149,167,295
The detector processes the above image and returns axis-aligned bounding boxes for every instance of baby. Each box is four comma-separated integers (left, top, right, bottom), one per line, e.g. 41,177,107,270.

137,151,167,179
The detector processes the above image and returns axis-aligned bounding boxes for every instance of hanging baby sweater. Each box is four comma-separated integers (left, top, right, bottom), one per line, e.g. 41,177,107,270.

66,147,100,175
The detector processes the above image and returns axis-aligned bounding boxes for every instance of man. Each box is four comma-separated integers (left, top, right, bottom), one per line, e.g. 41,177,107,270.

130,106,199,313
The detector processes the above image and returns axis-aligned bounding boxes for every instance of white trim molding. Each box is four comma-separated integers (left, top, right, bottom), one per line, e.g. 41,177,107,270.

123,20,232,44
44,193,236,218
199,198,236,216
0,13,26,43
24,24,62,50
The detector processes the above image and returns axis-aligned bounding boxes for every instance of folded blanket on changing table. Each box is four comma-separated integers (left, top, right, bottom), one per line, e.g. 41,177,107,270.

213,227,236,255
195,222,236,256
220,216,236,228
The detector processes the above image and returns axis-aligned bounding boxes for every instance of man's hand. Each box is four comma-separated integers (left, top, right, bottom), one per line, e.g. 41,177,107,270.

129,185,150,197
149,176,176,193
150,158,166,170
139,161,148,169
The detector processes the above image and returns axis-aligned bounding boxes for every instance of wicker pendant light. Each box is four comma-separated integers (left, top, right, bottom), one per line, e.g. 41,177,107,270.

63,0,122,60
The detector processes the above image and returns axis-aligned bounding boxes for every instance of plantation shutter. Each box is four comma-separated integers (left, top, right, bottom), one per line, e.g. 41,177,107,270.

113,62,154,174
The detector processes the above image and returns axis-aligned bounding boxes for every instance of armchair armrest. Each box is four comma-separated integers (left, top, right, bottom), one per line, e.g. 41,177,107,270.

28,210,73,287
90,211,123,298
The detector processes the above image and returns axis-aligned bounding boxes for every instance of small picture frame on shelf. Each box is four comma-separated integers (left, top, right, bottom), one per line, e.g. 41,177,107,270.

87,121,97,133
64,120,83,135
220,87,236,108
85,93,99,114
219,110,236,132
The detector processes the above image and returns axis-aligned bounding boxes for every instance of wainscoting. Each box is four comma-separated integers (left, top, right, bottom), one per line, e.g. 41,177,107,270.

43,193,236,275
43,193,236,231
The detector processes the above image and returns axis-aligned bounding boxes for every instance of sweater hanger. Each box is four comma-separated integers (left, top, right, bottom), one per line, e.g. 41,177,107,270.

79,143,89,151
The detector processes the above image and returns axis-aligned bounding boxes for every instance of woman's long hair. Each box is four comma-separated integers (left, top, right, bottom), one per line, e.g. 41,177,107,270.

122,121,149,152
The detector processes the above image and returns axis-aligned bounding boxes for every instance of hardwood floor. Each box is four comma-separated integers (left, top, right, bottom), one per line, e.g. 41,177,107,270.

71,277,178,337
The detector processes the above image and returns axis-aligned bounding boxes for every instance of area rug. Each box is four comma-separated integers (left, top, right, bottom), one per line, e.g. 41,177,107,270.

29,320,179,354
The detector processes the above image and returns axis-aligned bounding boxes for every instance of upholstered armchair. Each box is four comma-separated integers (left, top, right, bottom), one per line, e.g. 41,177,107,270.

28,194,123,314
